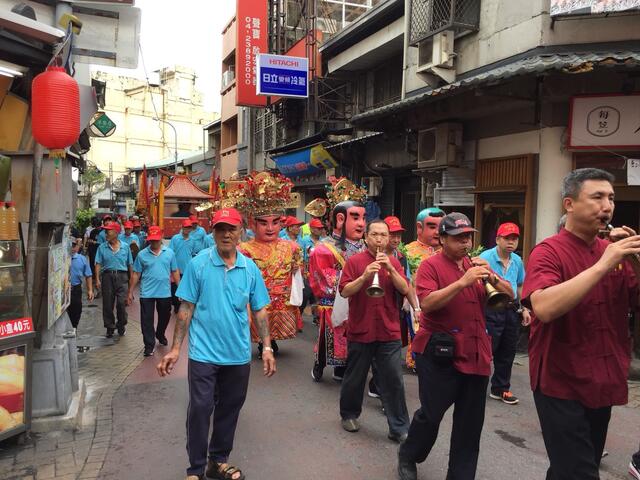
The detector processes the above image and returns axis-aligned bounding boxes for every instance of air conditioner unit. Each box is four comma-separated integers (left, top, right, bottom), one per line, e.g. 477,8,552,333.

417,123,463,170
417,30,456,83
362,176,383,197
222,69,235,89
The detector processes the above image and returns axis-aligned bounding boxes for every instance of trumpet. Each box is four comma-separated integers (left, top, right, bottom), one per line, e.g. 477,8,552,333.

366,247,385,298
467,254,511,311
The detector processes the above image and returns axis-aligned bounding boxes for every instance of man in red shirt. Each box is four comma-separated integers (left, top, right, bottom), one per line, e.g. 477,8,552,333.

522,168,640,479
397,212,513,480
338,220,410,442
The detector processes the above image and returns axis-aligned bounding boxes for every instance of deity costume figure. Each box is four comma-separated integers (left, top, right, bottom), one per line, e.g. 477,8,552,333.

236,172,303,358
403,207,445,369
308,178,367,382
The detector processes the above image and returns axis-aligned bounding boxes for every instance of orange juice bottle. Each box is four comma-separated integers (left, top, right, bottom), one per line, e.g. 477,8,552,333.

5,201,18,240
0,202,7,241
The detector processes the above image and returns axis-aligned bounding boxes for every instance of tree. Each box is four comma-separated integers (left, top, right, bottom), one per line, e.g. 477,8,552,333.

75,208,94,233
80,165,106,209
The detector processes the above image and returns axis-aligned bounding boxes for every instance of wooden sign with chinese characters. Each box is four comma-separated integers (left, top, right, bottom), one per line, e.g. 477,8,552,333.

0,318,33,339
568,94,640,150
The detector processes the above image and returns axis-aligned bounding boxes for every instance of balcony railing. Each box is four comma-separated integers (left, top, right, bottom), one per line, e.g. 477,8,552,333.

410,0,481,45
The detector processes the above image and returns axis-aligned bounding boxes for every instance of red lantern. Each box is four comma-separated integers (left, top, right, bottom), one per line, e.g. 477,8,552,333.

31,66,80,151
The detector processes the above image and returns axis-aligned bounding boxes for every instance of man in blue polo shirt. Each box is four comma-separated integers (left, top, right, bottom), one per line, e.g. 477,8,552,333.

479,222,531,405
128,226,180,357
157,207,275,480
170,219,196,313
189,215,208,255
68,238,94,329
95,221,133,338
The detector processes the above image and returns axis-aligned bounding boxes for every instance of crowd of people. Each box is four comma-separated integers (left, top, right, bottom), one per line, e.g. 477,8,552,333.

70,168,640,480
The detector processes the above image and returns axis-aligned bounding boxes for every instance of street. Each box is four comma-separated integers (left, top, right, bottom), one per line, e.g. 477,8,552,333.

95,310,639,480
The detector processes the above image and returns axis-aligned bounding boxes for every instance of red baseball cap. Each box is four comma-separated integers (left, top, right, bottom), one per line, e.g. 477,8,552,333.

189,215,199,223
497,222,520,237
182,219,193,228
212,208,243,227
285,216,304,228
133,220,141,227
384,216,405,233
123,221,133,229
309,218,324,229
146,226,163,241
103,221,121,233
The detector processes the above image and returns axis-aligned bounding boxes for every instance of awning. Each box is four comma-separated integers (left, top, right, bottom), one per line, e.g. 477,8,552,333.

351,48,640,124
273,144,337,178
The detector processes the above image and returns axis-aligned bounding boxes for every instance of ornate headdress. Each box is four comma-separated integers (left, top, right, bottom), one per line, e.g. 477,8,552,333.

326,176,367,211
240,171,295,218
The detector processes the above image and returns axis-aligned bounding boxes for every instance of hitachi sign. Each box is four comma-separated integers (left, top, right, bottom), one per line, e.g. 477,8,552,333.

269,58,300,67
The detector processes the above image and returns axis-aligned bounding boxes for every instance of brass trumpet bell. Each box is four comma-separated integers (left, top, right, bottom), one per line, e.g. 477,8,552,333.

484,282,511,311
366,274,385,297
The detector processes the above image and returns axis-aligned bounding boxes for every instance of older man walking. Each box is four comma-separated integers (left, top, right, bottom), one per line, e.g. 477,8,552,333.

157,208,275,480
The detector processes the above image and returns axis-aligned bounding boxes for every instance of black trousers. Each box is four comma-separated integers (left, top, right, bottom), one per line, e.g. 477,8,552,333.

68,284,83,328
533,390,612,480
634,443,640,465
101,271,128,330
300,279,314,313
171,274,183,311
485,307,520,392
340,340,410,436
139,297,171,351
186,360,250,476
400,352,489,480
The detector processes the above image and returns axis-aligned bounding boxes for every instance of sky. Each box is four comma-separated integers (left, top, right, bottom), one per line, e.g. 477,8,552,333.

91,0,237,114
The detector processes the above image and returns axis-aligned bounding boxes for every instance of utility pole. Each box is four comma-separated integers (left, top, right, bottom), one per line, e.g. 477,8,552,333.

155,117,178,173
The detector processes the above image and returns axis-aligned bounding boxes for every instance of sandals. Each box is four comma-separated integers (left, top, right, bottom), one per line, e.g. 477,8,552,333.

207,462,245,480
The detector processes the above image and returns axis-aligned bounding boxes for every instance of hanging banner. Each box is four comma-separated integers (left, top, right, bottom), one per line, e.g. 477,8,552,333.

257,54,309,98
551,0,640,16
236,0,268,107
274,144,337,178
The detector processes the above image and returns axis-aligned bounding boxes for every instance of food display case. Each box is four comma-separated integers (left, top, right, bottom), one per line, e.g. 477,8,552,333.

0,239,34,441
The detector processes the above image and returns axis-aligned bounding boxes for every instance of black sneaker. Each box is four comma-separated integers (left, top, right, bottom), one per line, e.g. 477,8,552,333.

311,363,323,382
156,334,168,346
117,327,126,336
630,457,640,480
490,389,519,405
143,348,154,357
106,328,115,338
368,379,380,398
397,450,417,480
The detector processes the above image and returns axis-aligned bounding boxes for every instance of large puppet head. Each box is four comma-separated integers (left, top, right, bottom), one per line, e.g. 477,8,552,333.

332,200,366,244
416,207,445,248
232,172,295,243
254,214,282,242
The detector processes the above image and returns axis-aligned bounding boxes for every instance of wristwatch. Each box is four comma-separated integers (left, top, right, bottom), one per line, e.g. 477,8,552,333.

413,307,421,313
263,346,274,353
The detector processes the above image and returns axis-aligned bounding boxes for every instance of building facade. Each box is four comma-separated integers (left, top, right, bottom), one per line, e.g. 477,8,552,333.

87,66,217,186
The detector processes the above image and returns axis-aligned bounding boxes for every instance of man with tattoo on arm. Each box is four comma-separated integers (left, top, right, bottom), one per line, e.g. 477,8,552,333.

157,208,275,480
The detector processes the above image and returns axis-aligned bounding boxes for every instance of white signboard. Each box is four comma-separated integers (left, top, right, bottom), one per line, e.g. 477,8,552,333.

256,54,309,98
568,95,640,149
628,159,640,186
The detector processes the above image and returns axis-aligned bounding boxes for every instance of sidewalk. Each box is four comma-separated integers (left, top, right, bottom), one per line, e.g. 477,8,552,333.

0,294,146,480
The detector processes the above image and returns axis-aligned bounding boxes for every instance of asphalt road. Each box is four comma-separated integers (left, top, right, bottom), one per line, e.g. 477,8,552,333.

99,315,640,480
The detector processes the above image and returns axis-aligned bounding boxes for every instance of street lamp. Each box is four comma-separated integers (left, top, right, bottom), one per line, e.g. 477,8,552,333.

154,117,178,173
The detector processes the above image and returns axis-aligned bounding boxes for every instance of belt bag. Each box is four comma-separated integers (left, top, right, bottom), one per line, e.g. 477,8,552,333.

429,332,455,359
